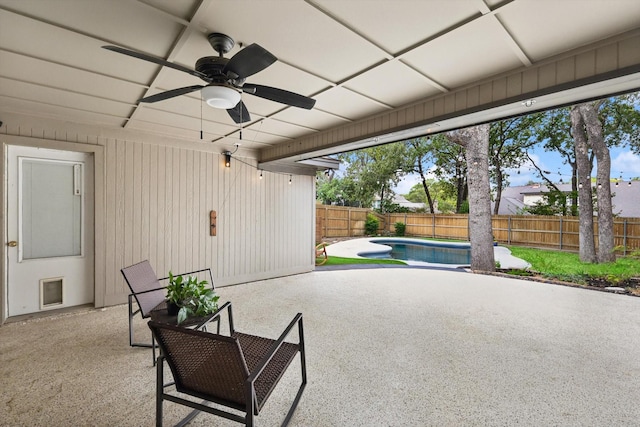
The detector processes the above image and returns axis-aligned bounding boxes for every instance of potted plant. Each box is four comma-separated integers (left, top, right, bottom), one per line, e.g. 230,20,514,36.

166,271,220,324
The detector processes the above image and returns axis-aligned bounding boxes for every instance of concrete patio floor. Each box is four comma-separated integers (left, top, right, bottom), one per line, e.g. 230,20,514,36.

2,268,639,426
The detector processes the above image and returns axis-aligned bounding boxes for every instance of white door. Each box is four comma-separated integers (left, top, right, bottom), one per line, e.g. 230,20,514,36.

6,146,94,316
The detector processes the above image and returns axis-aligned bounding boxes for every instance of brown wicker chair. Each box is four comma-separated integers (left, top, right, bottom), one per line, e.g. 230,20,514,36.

120,260,214,363
148,302,306,427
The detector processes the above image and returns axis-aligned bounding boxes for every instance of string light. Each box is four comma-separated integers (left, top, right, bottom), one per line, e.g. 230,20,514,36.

259,170,263,180
289,175,292,184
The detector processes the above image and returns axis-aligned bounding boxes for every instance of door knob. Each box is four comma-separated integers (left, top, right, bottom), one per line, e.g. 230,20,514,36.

7,241,17,247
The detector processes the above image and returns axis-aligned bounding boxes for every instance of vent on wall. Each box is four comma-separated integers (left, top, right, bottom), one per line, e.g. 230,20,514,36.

40,277,63,309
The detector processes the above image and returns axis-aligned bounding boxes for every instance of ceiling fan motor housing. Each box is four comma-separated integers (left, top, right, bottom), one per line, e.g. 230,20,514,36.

196,56,228,80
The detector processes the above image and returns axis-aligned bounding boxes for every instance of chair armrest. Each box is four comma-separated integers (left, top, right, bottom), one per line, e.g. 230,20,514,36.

246,313,303,384
195,301,235,334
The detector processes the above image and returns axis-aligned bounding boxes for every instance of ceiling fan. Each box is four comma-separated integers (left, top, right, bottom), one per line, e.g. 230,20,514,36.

102,33,316,124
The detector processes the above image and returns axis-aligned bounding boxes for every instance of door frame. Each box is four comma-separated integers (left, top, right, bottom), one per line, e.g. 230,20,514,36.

1,136,105,325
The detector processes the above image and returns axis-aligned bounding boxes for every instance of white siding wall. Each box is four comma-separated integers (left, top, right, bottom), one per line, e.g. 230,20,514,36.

1,114,315,312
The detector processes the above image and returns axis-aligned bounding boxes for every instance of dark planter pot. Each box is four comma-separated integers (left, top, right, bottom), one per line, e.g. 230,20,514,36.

167,302,180,316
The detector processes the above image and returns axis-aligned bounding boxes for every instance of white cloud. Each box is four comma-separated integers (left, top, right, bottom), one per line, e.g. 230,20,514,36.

612,150,640,177
393,173,422,194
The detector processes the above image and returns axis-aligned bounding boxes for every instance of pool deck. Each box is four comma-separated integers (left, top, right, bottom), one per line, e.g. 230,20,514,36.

324,237,531,270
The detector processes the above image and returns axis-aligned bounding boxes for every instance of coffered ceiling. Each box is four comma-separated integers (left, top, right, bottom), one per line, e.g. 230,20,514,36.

1,0,640,171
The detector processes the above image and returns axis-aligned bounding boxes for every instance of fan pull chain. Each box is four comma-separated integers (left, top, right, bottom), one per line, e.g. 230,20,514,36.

200,94,203,140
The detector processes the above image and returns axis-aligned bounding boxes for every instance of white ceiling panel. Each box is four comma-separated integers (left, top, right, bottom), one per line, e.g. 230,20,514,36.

0,77,133,117
246,117,317,140
194,0,384,82
0,10,160,84
0,0,185,55
315,87,389,121
225,127,292,146
0,96,126,127
0,0,638,166
126,120,212,142
313,0,482,54
0,50,145,104
139,0,201,22
402,16,524,89
498,0,640,62
343,60,444,107
131,107,238,137
270,107,349,131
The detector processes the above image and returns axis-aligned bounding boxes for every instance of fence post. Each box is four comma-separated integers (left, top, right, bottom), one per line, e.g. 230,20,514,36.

323,206,326,239
348,209,352,237
559,217,563,250
624,219,628,255
508,216,511,244
432,214,436,238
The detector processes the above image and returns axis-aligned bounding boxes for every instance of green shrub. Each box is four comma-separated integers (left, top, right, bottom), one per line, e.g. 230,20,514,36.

365,214,379,235
394,222,406,236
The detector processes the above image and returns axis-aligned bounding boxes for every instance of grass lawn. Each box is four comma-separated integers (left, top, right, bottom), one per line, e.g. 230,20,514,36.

318,239,640,294
320,256,406,266
507,246,640,282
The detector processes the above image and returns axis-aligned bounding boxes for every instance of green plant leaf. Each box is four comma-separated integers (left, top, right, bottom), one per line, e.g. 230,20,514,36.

177,307,188,324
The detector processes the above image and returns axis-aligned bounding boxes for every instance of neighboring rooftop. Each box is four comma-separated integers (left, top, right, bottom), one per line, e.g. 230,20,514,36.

493,182,640,217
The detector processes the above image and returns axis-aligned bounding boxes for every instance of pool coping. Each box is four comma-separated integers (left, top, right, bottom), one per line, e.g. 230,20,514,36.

323,237,531,270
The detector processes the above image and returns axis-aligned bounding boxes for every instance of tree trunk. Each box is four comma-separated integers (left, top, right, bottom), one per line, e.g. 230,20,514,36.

493,159,503,215
455,166,466,213
417,161,435,213
570,166,578,216
448,125,495,272
579,104,615,262
570,106,597,263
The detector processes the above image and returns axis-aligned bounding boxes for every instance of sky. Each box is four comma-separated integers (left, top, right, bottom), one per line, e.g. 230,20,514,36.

392,146,640,195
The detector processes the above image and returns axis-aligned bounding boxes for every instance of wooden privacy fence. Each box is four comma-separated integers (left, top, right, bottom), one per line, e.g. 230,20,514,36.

316,205,640,253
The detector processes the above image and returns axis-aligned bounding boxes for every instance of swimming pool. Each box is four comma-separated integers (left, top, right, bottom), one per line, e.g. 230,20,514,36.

362,239,471,265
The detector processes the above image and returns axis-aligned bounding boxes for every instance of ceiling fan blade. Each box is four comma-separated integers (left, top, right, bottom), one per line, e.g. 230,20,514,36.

223,44,277,79
102,45,209,81
139,85,204,103
227,100,251,124
244,84,316,109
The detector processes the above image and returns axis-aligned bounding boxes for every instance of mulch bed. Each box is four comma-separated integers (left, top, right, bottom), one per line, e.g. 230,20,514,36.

479,269,640,297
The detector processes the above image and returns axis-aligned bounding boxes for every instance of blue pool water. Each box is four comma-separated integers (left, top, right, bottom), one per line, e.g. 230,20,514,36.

363,239,471,265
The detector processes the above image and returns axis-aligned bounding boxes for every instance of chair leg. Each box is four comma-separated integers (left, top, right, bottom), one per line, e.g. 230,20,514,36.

128,295,152,348
156,356,164,427
245,382,255,427
283,317,307,426
128,295,135,347
299,317,307,386
152,332,157,366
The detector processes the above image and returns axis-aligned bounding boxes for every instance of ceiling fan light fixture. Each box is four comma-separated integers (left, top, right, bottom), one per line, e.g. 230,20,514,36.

202,85,241,109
